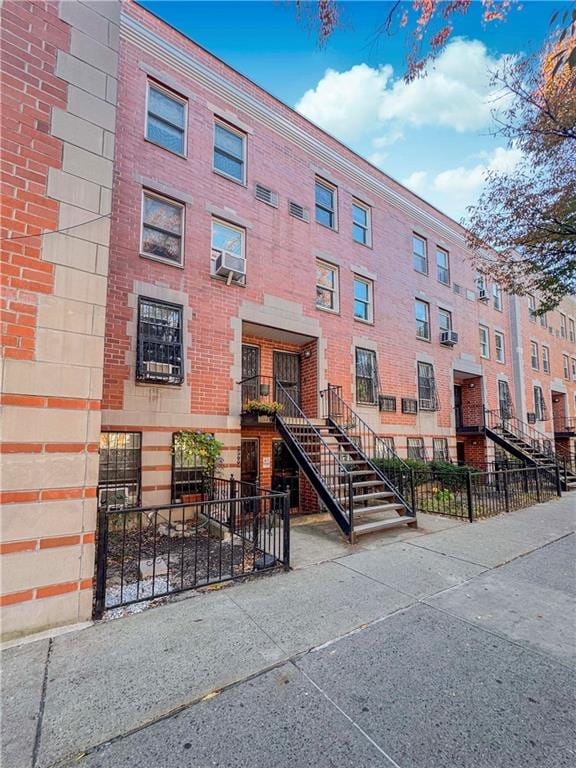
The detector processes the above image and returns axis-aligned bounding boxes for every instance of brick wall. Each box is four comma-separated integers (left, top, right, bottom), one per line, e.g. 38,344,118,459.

0,0,120,640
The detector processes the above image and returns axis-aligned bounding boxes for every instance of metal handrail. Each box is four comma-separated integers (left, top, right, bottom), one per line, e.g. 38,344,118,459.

484,409,554,456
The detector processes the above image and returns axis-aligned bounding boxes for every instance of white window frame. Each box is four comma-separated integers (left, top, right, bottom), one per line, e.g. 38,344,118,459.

415,299,430,340
210,217,246,278
530,341,539,370
492,282,502,311
140,189,185,267
563,354,570,380
145,80,188,157
494,331,505,363
213,119,247,184
413,234,428,275
353,275,373,323
315,260,339,313
352,199,371,246
436,246,450,285
479,325,490,359
315,178,337,230
569,318,575,343
542,345,550,374
438,308,452,333
528,295,537,322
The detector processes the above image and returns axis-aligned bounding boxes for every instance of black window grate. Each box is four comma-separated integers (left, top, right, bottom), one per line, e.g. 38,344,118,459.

171,432,210,503
402,397,418,414
417,362,440,411
355,348,378,404
378,395,397,412
98,432,142,510
432,437,449,462
407,437,426,461
136,297,184,385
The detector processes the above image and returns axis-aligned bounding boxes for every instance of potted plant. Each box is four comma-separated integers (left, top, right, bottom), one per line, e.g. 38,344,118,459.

173,432,223,503
243,399,284,422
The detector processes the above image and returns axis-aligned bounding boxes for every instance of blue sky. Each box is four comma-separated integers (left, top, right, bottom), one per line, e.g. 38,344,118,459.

139,1,553,221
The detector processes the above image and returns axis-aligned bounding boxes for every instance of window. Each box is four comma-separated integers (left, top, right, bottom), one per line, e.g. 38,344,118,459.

413,235,428,274
542,345,550,374
539,312,547,328
570,318,575,343
315,179,336,229
438,308,452,333
477,273,487,295
136,298,183,384
498,380,513,420
355,348,378,404
563,354,570,380
146,82,186,155
530,341,539,370
377,436,395,458
495,331,505,363
171,432,209,502
98,432,141,510
211,218,245,280
560,313,567,337
352,200,370,245
433,438,449,462
534,386,547,421
316,261,339,312
415,299,430,340
527,294,537,322
213,121,246,183
353,276,373,322
572,358,576,382
141,191,184,265
407,437,426,461
417,362,439,411
492,283,502,311
436,247,450,285
401,397,418,414
479,325,490,358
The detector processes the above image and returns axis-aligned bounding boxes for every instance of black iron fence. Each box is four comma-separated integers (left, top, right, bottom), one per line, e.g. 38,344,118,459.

413,464,560,521
94,476,290,617
239,375,300,418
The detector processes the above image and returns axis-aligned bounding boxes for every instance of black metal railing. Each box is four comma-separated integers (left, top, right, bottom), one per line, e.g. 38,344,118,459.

454,404,484,432
320,384,415,516
484,409,555,456
239,375,300,418
554,416,576,435
413,464,560,521
94,475,290,617
274,380,355,537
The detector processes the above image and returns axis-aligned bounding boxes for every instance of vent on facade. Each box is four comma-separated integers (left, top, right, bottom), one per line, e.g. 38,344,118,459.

526,412,537,424
401,397,418,415
378,395,396,413
477,288,489,302
288,200,309,221
453,283,462,295
440,330,459,347
255,183,278,207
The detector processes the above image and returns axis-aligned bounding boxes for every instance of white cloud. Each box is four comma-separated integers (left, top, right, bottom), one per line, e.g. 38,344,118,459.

296,63,392,142
296,38,512,145
402,146,522,219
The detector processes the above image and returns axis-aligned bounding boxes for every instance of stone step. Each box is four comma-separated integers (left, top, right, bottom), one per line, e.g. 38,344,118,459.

354,516,416,536
352,502,405,515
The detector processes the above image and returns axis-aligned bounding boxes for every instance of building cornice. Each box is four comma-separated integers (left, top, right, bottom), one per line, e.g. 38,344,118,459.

120,12,470,252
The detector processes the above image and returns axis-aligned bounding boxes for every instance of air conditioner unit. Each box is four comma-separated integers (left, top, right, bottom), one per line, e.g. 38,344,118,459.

144,361,178,377
440,330,459,346
477,289,489,302
214,250,246,281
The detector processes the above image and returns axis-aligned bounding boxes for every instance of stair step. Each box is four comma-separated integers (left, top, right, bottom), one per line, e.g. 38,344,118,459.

337,469,376,476
354,516,416,536
353,490,394,501
353,502,404,514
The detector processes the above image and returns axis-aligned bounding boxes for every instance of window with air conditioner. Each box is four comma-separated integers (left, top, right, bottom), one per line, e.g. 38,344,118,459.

355,348,378,405
136,298,184,385
98,432,142,509
417,362,440,411
146,81,187,155
211,219,246,283
213,121,246,183
141,191,184,266
316,260,339,312
477,274,489,301
439,309,457,345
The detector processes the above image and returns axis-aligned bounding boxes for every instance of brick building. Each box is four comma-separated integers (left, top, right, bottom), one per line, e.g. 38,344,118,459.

1,0,575,640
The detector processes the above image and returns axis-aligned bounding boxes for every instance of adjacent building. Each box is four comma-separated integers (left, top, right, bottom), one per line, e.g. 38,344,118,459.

1,0,575,639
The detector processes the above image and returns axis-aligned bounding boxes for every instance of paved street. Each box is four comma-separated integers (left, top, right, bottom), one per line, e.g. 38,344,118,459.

2,495,575,768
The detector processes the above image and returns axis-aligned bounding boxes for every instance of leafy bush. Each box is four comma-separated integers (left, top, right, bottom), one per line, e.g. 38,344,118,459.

373,458,474,491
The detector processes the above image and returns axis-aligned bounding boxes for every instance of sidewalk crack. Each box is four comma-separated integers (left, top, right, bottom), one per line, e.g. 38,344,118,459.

32,637,52,768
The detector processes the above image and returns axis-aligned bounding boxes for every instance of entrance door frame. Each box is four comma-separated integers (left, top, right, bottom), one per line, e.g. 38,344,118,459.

240,437,259,486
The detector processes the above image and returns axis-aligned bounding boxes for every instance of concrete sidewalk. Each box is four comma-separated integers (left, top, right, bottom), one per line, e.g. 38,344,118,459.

2,495,575,768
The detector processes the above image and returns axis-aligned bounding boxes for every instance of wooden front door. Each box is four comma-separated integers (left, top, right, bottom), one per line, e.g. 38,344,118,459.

273,351,300,413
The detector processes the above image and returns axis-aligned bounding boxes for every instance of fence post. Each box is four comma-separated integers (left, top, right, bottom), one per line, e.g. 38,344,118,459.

93,505,108,619
229,474,236,535
555,464,562,497
283,485,291,570
503,470,510,513
535,468,541,503
466,470,474,523
410,467,416,518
